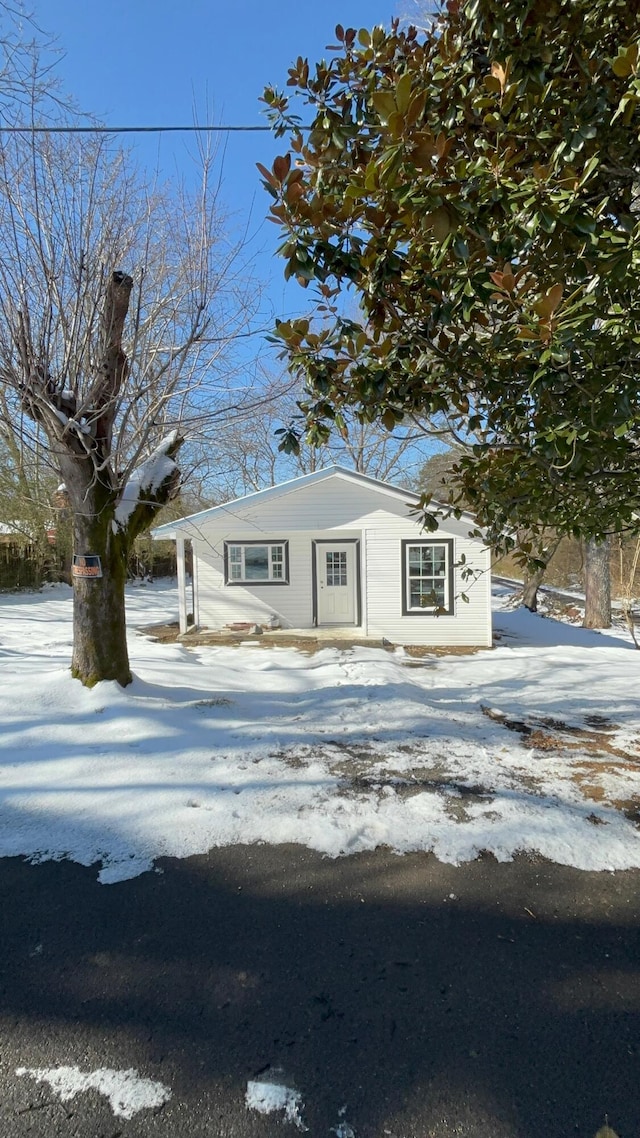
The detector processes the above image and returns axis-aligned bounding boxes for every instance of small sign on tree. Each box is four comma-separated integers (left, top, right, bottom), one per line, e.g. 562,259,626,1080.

72,555,103,579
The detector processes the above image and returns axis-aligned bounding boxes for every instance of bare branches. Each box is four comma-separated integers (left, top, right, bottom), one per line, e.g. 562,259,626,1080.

87,270,133,451
0,98,261,526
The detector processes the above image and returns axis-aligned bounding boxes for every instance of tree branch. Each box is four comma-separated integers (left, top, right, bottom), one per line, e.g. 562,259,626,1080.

84,269,133,451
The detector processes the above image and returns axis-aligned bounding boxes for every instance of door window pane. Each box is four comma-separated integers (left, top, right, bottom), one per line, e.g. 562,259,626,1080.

326,550,347,587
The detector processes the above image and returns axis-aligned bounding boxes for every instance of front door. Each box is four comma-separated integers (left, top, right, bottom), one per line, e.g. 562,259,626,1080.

315,542,357,625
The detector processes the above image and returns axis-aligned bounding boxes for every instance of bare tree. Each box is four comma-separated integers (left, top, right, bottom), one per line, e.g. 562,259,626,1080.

0,115,259,685
0,412,67,574
201,374,434,499
617,534,640,648
294,412,431,484
0,4,62,114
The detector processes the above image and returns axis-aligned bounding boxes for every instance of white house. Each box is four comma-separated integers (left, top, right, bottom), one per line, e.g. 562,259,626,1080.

151,466,492,647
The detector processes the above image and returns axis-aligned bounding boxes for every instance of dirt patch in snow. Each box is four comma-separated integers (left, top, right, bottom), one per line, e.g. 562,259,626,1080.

480,705,640,824
480,705,637,760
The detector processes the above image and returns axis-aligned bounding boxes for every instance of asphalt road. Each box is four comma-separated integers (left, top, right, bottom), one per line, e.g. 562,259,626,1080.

0,846,638,1138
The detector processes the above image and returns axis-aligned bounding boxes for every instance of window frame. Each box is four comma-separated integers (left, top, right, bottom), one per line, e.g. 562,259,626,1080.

401,538,455,616
223,540,290,586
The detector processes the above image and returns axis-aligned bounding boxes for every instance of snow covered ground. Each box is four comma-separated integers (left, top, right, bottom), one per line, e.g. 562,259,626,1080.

0,580,639,883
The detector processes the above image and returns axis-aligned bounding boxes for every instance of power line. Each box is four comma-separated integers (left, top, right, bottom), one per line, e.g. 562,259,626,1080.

0,123,280,134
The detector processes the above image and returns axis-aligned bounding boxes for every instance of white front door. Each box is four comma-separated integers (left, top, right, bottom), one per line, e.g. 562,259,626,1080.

315,543,357,625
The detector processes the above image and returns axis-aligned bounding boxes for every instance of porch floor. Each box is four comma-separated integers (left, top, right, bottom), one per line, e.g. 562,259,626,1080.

188,625,383,652
265,625,368,641
142,621,480,657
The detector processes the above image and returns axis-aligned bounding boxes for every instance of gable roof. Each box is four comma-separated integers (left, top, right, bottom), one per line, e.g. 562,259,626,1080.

151,464,475,540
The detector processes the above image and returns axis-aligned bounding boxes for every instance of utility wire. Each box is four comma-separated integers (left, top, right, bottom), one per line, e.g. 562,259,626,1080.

0,123,283,134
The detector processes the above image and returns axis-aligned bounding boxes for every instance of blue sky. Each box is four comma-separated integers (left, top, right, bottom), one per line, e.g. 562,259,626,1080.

30,0,405,327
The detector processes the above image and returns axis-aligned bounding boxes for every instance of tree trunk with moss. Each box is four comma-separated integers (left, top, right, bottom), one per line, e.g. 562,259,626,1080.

70,494,131,686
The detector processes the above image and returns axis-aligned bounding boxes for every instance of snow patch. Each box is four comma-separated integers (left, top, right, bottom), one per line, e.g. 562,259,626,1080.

246,1079,307,1129
332,1123,356,1138
16,1065,171,1119
113,431,179,531
331,1104,356,1137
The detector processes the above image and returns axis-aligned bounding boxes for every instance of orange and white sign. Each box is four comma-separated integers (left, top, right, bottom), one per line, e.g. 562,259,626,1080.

72,555,103,579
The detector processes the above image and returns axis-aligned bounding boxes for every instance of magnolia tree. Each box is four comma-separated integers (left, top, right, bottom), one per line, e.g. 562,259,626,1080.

0,122,258,686
260,0,640,554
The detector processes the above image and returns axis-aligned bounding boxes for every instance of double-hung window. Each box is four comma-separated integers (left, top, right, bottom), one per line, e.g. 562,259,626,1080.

402,539,454,615
224,541,288,585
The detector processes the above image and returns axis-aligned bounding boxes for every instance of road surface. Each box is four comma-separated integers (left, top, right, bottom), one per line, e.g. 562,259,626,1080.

0,846,637,1138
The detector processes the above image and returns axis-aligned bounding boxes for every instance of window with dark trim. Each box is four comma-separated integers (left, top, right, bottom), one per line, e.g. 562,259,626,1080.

401,539,454,615
224,541,289,585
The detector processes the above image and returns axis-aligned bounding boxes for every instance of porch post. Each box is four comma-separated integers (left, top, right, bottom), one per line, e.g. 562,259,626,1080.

190,541,200,629
176,535,187,635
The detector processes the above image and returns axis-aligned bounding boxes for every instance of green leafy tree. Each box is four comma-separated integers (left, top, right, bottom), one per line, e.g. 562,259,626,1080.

260,0,640,551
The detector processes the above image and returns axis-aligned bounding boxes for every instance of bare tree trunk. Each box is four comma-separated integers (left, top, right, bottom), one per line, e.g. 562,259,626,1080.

517,533,560,612
521,565,546,612
70,498,131,686
583,537,611,628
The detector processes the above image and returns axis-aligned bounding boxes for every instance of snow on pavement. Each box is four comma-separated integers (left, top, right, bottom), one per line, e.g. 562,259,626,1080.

16,1065,172,1119
245,1077,307,1130
0,580,639,882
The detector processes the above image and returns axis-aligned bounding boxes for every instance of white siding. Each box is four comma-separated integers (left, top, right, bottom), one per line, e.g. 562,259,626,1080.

197,476,420,534
362,512,491,646
195,529,360,631
182,472,491,647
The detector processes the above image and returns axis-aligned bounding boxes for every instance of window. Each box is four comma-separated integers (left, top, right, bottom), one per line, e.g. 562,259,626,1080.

224,541,289,585
402,539,454,615
326,550,347,587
